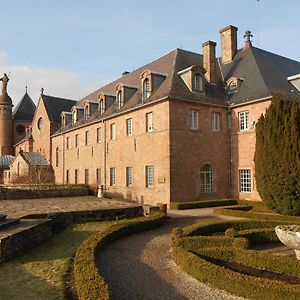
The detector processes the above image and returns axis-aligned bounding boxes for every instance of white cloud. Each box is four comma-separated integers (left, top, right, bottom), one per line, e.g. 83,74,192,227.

0,51,114,106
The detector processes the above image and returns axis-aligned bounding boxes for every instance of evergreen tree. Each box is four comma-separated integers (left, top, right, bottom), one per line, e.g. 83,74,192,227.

254,97,300,215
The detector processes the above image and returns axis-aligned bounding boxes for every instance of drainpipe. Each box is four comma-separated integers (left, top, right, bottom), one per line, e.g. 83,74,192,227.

103,120,107,194
227,107,232,198
62,132,65,184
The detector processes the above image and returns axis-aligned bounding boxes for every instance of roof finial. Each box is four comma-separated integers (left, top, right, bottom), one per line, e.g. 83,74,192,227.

40,87,44,95
0,73,9,94
244,30,253,50
25,85,28,93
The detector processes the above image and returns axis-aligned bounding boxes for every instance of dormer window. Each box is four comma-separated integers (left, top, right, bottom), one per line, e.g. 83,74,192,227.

226,77,242,94
194,73,203,91
178,65,206,93
72,111,77,125
84,103,90,120
143,78,151,100
99,99,105,114
117,90,123,109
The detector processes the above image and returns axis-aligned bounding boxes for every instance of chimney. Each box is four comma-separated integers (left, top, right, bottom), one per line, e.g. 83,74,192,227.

220,25,238,64
202,41,217,84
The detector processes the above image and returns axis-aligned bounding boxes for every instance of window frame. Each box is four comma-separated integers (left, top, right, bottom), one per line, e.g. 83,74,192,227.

96,168,101,184
97,127,102,143
239,111,249,131
146,112,153,133
239,169,252,193
74,169,79,184
126,166,133,187
145,165,154,188
194,73,202,91
110,123,116,140
199,164,213,192
189,109,199,130
110,167,116,186
84,169,89,184
126,118,133,136
143,78,151,100
85,131,90,145
212,112,221,132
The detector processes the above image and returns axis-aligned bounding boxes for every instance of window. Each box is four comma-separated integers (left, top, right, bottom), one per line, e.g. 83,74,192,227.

110,123,116,140
97,128,102,143
37,117,43,130
228,80,237,93
72,110,77,125
239,111,249,131
76,149,79,159
194,73,202,91
75,134,79,147
99,99,105,114
240,169,251,192
16,125,25,135
143,78,151,100
55,147,59,167
126,118,133,136
146,112,153,132
96,168,101,184
110,167,116,186
126,167,133,187
85,131,90,145
212,112,220,131
189,110,199,130
117,90,122,109
84,106,89,120
66,170,69,184
85,169,89,184
146,165,154,187
200,164,213,192
75,169,79,184
66,137,70,149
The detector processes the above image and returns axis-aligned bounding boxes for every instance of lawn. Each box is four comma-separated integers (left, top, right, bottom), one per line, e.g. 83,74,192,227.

0,221,113,300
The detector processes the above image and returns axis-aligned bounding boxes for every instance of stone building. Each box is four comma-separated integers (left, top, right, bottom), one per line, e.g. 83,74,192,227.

1,25,300,205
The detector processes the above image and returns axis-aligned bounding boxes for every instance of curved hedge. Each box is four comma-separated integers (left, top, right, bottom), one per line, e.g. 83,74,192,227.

172,219,300,300
74,212,166,300
170,199,237,210
214,205,300,223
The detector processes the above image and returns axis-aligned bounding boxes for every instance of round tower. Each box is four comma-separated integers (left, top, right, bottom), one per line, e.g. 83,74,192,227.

0,73,13,156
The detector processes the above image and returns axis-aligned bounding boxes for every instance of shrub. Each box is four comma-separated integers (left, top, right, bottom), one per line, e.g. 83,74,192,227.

254,97,300,215
170,199,237,210
172,219,300,300
74,212,166,300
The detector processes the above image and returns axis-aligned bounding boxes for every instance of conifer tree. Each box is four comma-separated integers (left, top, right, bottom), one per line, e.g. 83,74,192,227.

254,97,300,215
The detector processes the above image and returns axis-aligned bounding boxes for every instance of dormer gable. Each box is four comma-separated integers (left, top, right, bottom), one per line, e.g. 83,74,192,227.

98,92,115,115
288,74,300,92
83,100,98,120
115,83,137,110
140,70,166,102
226,77,243,94
61,111,72,128
178,65,206,93
71,106,84,125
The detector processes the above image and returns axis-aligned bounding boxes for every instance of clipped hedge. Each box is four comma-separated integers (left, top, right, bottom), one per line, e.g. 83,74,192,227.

170,199,237,210
172,219,300,300
74,212,166,300
214,205,300,223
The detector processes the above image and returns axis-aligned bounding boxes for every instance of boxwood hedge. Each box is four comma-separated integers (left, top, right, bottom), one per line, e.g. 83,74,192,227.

74,212,166,300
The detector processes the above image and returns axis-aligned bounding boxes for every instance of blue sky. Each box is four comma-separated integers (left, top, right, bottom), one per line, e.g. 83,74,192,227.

1,0,300,103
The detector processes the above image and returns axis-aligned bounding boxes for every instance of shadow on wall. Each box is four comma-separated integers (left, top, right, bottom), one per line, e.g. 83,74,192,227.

106,190,145,205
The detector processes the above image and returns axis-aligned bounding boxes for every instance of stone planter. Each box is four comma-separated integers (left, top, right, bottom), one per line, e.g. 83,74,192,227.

275,225,300,259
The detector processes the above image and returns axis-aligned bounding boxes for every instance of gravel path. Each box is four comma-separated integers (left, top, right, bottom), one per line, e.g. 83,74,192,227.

97,209,246,300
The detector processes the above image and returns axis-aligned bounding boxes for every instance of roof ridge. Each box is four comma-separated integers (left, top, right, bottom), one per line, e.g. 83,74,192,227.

168,49,181,96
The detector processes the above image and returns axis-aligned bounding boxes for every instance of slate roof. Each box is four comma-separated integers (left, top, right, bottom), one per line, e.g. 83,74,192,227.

42,95,76,123
20,152,49,166
0,155,15,168
13,92,36,121
220,46,300,105
52,43,300,135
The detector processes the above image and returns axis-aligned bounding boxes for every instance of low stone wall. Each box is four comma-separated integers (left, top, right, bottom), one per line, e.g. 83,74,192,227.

0,186,89,200
0,205,144,262
0,219,52,262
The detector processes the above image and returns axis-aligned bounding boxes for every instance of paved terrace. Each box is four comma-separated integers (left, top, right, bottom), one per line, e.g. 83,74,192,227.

0,196,139,218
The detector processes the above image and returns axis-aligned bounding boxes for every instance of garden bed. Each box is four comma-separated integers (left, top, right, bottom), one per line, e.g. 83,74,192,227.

170,199,237,210
172,219,300,300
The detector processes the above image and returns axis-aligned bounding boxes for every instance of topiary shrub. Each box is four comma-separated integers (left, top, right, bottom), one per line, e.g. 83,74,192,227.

254,97,300,215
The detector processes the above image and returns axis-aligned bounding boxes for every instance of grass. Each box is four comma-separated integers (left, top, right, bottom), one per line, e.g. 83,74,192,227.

0,221,112,300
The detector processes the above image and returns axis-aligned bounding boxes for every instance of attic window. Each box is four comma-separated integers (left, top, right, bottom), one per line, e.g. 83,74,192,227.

143,78,151,100
72,110,77,125
228,80,237,93
117,90,123,109
84,104,90,120
194,73,203,91
99,99,105,114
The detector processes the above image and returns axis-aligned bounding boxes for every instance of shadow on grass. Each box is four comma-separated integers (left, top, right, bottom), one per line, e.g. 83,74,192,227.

0,222,109,300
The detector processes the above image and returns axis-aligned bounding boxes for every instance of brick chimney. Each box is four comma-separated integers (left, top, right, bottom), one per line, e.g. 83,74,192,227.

220,25,238,64
202,40,217,84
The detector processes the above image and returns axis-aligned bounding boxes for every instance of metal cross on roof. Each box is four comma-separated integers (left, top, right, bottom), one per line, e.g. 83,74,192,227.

244,30,253,42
